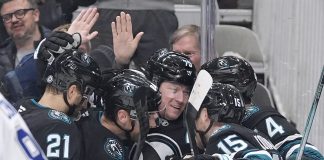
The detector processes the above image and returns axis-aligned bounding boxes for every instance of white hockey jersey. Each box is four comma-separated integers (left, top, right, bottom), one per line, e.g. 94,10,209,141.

0,93,47,160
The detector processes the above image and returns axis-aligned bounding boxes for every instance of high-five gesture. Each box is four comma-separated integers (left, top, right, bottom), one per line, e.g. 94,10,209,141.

68,8,99,44
112,12,144,65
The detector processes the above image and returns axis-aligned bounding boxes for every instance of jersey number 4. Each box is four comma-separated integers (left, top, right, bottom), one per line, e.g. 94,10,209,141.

265,117,284,138
47,134,70,158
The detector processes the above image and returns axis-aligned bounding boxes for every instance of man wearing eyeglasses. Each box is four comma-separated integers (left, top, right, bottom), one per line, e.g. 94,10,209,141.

0,0,51,103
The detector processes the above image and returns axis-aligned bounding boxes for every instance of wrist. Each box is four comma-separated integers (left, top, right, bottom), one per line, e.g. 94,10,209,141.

115,56,131,65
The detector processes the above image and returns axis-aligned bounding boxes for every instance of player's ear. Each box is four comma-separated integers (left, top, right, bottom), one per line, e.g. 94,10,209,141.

67,84,78,99
117,109,129,124
201,108,209,121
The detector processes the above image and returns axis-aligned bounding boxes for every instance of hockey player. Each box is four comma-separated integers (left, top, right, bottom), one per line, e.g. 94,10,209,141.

201,56,324,160
0,93,47,160
193,83,281,159
77,69,162,160
16,49,101,160
139,48,196,159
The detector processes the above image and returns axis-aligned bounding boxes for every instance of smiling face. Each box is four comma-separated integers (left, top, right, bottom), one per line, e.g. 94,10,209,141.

0,0,39,41
158,81,190,120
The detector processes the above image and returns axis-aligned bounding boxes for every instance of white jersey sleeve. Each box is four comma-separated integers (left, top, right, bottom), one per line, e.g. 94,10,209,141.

0,93,47,160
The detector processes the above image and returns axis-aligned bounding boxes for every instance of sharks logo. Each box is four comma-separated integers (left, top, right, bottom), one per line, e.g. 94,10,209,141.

211,124,231,137
48,110,72,124
242,106,260,122
104,138,124,160
217,59,229,69
123,82,136,96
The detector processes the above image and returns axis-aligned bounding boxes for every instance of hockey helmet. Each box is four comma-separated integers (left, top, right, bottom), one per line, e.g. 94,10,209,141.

145,48,196,88
201,56,257,100
102,69,161,120
43,49,101,96
201,83,245,124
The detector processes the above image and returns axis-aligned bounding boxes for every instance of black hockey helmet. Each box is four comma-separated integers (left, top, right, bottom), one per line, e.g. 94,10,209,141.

145,48,196,89
43,49,101,96
201,83,245,124
201,56,257,101
102,69,161,120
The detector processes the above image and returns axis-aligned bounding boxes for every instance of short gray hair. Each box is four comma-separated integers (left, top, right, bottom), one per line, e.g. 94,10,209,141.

169,24,201,49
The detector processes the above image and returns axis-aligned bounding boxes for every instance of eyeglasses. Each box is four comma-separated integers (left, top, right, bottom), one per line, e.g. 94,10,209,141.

1,8,35,23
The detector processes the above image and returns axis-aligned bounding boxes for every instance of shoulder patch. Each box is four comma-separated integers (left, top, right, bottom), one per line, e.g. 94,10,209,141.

211,124,231,137
104,138,124,160
242,106,260,122
48,110,72,124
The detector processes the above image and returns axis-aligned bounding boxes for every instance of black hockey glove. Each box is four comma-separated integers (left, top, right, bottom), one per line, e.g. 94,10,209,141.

34,31,82,83
34,31,81,63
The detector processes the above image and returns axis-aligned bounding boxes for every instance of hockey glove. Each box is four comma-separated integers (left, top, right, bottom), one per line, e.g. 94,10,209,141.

34,31,81,63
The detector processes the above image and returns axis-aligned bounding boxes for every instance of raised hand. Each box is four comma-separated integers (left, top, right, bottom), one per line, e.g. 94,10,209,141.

68,7,99,44
112,12,144,65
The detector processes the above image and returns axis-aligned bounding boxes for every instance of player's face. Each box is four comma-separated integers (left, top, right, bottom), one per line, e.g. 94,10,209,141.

0,0,40,41
195,109,205,133
130,120,140,141
194,108,209,149
66,84,87,113
158,81,190,120
172,35,201,71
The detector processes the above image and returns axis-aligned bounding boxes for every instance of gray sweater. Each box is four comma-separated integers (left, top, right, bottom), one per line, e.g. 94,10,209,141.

97,0,175,10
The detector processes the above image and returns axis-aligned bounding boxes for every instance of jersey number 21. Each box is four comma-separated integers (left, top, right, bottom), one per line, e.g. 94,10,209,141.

47,134,70,158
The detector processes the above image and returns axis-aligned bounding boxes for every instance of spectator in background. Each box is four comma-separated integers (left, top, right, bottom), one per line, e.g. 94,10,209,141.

170,24,201,71
106,23,202,72
0,20,8,43
91,0,178,70
0,0,51,103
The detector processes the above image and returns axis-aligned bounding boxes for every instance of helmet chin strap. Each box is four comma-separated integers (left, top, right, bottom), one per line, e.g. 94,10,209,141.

114,118,135,140
196,120,214,148
63,91,86,116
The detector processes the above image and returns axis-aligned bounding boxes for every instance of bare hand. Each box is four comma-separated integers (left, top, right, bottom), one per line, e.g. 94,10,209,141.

68,7,99,44
112,12,144,65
